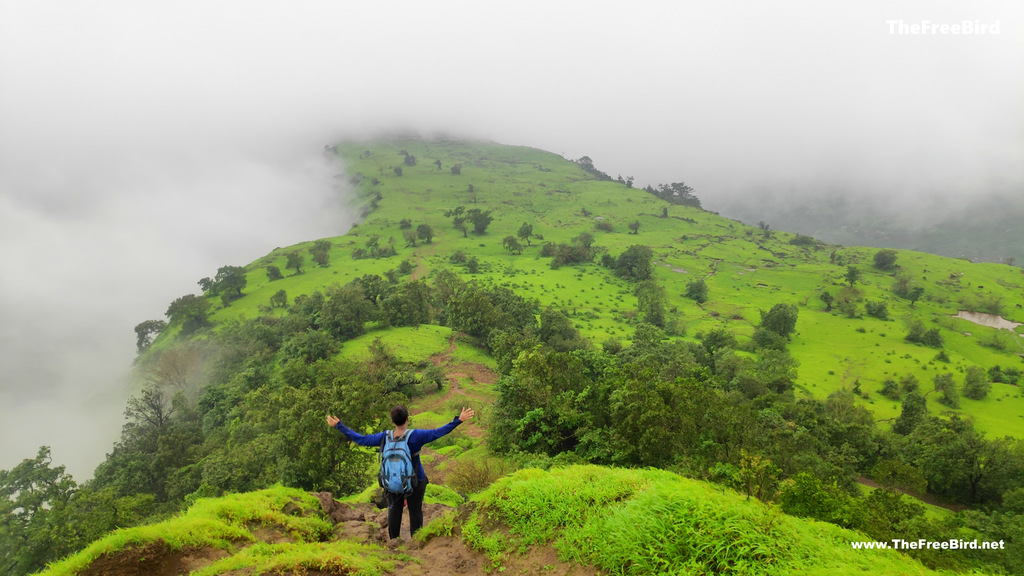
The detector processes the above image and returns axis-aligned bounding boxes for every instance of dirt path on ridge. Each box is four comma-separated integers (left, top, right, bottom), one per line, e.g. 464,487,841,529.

417,334,497,438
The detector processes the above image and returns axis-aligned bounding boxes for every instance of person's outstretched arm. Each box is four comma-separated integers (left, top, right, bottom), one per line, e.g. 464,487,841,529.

414,407,475,445
326,415,386,447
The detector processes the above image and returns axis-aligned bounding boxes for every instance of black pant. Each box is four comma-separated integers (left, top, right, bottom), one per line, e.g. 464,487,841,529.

386,478,427,539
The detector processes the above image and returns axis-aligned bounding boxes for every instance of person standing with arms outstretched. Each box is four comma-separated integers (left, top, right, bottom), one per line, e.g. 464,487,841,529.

326,405,474,542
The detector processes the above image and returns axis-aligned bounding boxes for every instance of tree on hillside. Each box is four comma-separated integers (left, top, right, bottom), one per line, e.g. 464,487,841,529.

402,229,418,247
934,373,960,408
270,290,287,309
819,291,834,312
905,319,943,348
198,277,215,294
310,240,332,267
685,278,709,304
266,265,283,281
573,232,595,249
380,280,431,327
873,249,898,271
759,303,799,340
286,252,304,275
613,245,653,281
0,446,78,576
908,286,925,308
416,223,434,244
652,182,702,208
892,272,912,297
165,294,211,335
844,266,861,286
212,265,248,306
466,208,493,235
450,164,462,175
517,222,533,246
320,283,374,342
865,301,888,320
448,206,469,237
892,391,926,434
880,378,901,400
628,220,641,235
502,235,523,255
134,319,167,352
311,250,329,267
574,156,611,180
393,166,402,176
634,280,667,327
538,307,586,352
963,365,991,400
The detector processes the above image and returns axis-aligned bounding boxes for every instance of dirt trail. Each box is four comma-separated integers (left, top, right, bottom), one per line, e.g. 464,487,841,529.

78,494,598,576
417,334,497,438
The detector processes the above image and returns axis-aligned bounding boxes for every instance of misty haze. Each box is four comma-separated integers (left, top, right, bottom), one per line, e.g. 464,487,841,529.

1,2,1023,574
2,0,1020,477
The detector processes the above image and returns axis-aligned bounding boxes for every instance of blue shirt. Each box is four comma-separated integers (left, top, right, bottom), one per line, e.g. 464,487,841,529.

333,417,463,482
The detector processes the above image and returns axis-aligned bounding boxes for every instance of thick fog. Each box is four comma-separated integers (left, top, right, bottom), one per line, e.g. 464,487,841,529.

1,1,1021,478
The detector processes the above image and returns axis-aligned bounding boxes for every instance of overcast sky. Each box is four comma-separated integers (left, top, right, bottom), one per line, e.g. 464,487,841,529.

1,1,1022,478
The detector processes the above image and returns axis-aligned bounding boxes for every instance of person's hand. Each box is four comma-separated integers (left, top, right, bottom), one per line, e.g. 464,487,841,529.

459,407,475,422
326,415,340,427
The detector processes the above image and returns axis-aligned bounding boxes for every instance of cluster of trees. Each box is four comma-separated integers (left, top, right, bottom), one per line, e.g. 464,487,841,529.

198,266,248,306
540,233,600,269
445,206,493,237
485,305,1023,574
905,318,944,348
574,156,611,181
572,157,702,213
399,219,434,247
644,182,702,209
2,269,549,574
351,236,398,260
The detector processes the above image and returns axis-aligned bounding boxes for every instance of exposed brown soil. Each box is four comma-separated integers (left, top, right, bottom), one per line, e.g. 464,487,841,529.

78,543,229,576
387,534,600,576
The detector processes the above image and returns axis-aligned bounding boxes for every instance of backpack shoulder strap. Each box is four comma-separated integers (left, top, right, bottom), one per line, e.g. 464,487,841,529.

405,429,419,455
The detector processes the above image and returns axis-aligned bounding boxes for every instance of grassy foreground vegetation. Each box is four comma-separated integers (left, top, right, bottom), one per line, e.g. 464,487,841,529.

37,486,393,576
6,138,1024,575
36,469,951,576
463,466,942,575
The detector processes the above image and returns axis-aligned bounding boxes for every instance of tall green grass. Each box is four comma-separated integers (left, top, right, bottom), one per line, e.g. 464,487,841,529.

36,486,381,576
464,465,944,575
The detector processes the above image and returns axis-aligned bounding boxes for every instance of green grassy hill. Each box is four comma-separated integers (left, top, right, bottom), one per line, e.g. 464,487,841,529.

193,137,1024,438
37,468,952,576
22,138,1023,576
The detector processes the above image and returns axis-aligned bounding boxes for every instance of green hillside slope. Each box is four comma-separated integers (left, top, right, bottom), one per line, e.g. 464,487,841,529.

12,138,1023,576
194,138,1023,437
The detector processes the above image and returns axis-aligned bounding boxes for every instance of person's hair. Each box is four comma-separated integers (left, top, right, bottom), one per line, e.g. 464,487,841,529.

390,405,409,426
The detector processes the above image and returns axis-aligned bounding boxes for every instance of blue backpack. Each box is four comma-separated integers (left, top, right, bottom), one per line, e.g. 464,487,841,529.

379,430,418,494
